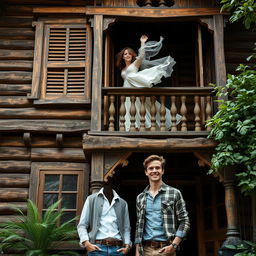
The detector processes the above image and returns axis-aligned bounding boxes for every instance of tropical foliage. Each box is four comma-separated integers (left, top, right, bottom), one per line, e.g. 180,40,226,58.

226,240,256,255
0,200,79,256
220,0,256,30
207,62,256,195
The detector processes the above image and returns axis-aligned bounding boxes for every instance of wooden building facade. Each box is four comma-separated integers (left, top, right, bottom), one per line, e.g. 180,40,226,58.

0,0,255,255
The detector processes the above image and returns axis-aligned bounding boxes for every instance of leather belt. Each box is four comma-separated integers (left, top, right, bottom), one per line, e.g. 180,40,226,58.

143,240,169,249
95,239,123,247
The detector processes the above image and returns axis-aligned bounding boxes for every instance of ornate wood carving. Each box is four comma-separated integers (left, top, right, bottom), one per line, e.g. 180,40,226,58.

104,152,132,182
103,18,116,31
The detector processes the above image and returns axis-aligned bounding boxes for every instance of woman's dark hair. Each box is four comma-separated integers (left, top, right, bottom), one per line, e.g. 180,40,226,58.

116,47,137,70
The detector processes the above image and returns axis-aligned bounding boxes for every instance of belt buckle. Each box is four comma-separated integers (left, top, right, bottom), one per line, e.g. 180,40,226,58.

105,240,112,246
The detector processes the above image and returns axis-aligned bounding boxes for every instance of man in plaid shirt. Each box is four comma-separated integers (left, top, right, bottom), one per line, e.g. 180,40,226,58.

135,155,190,256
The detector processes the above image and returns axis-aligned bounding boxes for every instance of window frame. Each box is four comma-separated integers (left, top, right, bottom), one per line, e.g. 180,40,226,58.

29,162,89,220
29,18,92,105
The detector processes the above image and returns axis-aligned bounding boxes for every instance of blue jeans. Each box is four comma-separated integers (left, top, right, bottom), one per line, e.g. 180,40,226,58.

87,244,124,256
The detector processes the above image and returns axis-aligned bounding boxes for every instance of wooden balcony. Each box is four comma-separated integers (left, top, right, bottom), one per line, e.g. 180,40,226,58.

102,87,215,137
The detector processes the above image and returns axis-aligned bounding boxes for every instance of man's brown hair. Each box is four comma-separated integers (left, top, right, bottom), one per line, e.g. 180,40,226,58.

143,155,166,170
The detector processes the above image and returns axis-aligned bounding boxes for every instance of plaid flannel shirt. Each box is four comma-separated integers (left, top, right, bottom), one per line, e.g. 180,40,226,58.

135,182,190,255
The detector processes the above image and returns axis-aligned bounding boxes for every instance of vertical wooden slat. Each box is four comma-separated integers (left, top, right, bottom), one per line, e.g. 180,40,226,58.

85,23,92,99
91,15,103,131
104,31,110,128
213,15,227,102
91,15,104,195
29,21,44,99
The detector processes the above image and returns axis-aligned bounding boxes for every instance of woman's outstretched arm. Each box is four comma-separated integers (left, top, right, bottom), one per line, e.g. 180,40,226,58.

133,35,148,69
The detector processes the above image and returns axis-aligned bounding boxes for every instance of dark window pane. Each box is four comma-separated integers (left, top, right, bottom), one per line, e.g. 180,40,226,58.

62,194,77,209
61,211,76,224
63,175,78,191
43,193,58,208
44,175,59,191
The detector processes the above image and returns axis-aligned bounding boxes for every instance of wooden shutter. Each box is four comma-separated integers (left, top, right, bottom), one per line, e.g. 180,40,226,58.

41,24,91,101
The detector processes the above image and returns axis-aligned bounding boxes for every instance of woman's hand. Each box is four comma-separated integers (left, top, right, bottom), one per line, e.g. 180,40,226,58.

140,35,148,44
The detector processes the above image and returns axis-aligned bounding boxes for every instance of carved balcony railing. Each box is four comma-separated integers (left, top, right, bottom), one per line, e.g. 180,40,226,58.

102,87,215,133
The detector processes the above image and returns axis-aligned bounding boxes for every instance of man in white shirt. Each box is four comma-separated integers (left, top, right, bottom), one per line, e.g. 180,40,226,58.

77,182,131,255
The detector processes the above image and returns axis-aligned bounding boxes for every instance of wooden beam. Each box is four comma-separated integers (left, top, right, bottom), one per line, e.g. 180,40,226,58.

0,188,28,201
0,147,30,160
83,135,216,152
0,108,90,119
0,202,27,214
33,7,226,18
0,135,83,148
0,84,31,95
0,174,29,188
0,60,33,71
0,161,31,173
0,96,32,107
91,15,103,131
0,119,90,133
31,148,86,162
0,39,34,50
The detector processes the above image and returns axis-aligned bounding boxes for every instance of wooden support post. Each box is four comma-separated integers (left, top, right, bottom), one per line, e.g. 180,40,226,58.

213,15,227,102
91,153,104,194
219,167,242,255
90,15,104,194
91,14,103,132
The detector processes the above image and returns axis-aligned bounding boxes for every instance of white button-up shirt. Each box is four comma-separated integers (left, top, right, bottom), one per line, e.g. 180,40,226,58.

78,188,131,245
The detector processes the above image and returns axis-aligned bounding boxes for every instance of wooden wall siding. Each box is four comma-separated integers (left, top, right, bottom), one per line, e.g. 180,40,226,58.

0,160,30,221
224,23,256,74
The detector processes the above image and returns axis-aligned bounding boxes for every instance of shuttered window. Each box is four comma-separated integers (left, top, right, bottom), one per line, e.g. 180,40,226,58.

42,24,91,100
30,20,92,103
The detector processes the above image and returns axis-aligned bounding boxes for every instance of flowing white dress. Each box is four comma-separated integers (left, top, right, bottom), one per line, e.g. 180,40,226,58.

121,37,180,131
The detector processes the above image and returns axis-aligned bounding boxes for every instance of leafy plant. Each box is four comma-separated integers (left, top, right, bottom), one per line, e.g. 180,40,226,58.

220,0,256,30
0,200,79,256
207,61,256,195
226,240,256,255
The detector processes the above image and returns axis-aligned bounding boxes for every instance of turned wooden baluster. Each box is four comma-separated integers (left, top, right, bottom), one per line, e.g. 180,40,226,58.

144,0,152,6
180,96,187,131
130,96,136,132
150,96,157,131
140,96,146,131
170,96,177,131
108,95,115,131
119,96,126,132
194,96,201,131
159,0,165,6
160,96,166,131
206,96,212,131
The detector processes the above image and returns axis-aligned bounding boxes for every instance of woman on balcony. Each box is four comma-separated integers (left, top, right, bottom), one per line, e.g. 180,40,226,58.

117,35,179,131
